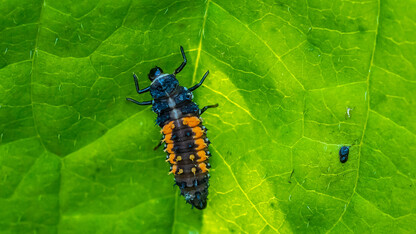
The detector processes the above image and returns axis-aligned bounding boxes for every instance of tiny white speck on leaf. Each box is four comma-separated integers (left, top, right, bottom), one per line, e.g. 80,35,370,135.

54,37,58,46
345,107,353,119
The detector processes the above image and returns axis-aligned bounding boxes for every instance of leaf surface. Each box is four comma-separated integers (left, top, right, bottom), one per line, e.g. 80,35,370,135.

0,0,415,233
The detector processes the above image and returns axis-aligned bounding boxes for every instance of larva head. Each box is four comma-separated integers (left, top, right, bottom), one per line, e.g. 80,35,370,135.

148,66,164,81
149,73,179,99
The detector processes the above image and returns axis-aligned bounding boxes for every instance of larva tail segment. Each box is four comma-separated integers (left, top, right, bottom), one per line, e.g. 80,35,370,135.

162,116,211,210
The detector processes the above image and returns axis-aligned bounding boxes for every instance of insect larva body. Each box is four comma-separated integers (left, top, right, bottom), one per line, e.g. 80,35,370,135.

127,46,218,209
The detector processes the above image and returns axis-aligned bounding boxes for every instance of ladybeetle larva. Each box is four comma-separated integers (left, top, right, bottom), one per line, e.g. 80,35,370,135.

126,46,218,209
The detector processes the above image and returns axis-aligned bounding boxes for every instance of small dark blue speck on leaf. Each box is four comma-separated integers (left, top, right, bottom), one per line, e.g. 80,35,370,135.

339,146,350,163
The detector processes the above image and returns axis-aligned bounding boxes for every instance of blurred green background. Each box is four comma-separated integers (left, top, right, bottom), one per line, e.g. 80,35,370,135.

0,0,415,233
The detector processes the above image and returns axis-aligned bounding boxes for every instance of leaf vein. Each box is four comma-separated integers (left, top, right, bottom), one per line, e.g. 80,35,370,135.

326,0,381,232
210,1,306,91
212,146,279,232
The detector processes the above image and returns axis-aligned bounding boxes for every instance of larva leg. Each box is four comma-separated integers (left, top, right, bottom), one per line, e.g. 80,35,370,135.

133,73,150,94
189,70,209,91
200,104,219,115
173,46,187,75
153,139,163,151
126,98,152,105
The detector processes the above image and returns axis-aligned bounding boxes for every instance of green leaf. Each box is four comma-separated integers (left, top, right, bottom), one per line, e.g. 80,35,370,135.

1,0,415,233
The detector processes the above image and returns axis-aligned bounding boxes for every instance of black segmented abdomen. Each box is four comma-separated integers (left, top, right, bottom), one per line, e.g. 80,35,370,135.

151,74,211,209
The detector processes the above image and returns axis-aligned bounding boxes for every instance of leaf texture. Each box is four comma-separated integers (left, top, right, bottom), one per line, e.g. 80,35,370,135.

0,0,415,233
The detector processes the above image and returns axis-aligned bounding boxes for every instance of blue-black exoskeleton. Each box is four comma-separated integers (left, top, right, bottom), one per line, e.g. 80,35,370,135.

339,146,350,163
126,46,218,210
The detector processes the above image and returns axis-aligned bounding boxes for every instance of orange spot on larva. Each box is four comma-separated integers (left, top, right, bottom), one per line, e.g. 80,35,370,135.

191,167,196,175
164,133,173,144
198,163,209,173
161,121,175,134
166,154,176,164
164,143,174,154
195,138,206,151
169,165,177,175
192,126,204,138
196,151,207,162
189,154,195,161
182,117,200,127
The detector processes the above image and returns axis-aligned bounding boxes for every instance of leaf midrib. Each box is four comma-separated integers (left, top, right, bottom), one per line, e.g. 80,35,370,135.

326,0,381,232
